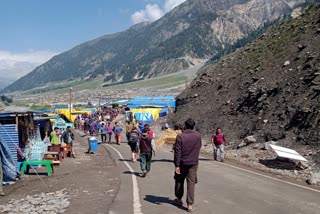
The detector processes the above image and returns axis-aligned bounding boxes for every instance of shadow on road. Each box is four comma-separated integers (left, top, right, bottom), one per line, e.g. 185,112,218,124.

151,159,173,163
119,158,133,162
199,158,211,161
122,170,142,177
259,159,301,170
144,195,186,211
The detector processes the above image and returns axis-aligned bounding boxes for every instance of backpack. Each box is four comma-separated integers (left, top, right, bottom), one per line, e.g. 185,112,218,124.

129,131,139,143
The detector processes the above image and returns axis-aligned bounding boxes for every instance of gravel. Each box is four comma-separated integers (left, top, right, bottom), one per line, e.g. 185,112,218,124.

0,189,70,214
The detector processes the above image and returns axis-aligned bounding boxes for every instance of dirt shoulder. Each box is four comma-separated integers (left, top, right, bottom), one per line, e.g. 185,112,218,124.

0,131,120,214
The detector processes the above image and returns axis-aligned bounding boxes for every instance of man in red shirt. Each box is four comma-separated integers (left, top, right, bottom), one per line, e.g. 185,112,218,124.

212,127,227,162
144,124,156,155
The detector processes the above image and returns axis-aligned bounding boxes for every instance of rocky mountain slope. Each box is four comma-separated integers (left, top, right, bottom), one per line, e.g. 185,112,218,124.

2,0,310,93
171,5,320,157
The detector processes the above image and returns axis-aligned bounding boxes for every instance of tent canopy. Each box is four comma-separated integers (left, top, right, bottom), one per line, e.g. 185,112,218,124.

128,96,175,109
134,112,154,124
131,108,162,122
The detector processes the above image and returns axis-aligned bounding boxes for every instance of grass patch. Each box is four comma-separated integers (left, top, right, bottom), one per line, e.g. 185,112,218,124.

30,104,52,111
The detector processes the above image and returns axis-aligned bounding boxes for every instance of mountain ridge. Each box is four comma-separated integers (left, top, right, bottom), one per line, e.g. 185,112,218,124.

171,4,320,150
2,0,313,93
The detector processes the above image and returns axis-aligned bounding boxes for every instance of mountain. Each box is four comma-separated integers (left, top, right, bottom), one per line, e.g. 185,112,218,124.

170,5,320,150
2,0,313,93
0,79,12,90
0,60,39,90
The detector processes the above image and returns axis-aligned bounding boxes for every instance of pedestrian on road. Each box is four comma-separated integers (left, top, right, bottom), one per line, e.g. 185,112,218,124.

107,122,113,143
212,127,227,162
88,121,95,136
114,123,123,145
174,118,201,212
95,120,101,136
100,123,107,143
126,121,133,142
144,124,156,155
139,128,153,177
128,126,140,163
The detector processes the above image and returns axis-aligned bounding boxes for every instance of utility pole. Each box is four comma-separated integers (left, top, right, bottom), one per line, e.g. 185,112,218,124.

69,87,72,122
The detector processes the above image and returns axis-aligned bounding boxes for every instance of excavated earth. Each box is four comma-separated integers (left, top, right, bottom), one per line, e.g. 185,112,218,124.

170,6,320,181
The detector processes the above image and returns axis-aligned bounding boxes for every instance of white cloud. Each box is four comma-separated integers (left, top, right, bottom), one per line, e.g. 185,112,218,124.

131,0,186,24
131,4,164,24
0,50,58,86
164,0,186,12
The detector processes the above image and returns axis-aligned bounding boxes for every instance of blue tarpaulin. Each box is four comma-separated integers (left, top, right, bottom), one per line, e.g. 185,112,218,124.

0,140,17,183
128,96,176,109
159,108,169,117
0,125,17,166
134,113,154,124
54,105,68,112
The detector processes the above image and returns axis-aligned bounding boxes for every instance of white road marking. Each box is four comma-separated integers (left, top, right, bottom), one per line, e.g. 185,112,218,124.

108,145,143,214
199,156,320,194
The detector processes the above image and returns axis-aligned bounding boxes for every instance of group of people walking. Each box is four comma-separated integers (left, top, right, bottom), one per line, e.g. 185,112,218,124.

126,122,156,177
109,117,226,212
100,122,122,144
125,118,226,212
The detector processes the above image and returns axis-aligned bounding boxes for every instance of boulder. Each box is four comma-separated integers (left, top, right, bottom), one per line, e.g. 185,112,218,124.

253,144,264,150
245,136,257,144
295,160,309,170
306,172,320,185
263,141,277,151
297,44,306,51
284,61,291,66
238,135,256,148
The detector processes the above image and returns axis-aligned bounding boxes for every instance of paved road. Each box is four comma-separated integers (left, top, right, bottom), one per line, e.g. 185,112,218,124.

103,142,320,214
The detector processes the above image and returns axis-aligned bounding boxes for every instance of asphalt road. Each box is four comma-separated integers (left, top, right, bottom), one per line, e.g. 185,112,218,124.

104,141,320,214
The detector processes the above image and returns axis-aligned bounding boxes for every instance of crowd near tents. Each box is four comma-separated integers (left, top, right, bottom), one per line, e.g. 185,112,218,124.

126,96,175,124
0,96,176,194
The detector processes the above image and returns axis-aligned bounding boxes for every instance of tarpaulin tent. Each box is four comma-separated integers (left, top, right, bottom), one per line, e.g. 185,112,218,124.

0,125,18,166
159,108,169,117
53,117,73,132
128,96,175,109
54,105,68,112
0,125,17,183
134,112,154,124
131,108,162,122
0,140,17,183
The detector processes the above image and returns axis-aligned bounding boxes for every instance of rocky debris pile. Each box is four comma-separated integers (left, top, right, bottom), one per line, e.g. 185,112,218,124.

200,137,317,183
306,172,320,185
0,189,70,214
171,6,320,166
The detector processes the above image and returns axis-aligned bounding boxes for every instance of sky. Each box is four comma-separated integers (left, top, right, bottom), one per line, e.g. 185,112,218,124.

0,0,186,86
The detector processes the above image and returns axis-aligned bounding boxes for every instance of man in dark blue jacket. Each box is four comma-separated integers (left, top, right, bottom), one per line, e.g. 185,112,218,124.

174,118,201,212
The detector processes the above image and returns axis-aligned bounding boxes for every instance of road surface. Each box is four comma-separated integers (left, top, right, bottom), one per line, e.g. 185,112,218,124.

103,142,320,214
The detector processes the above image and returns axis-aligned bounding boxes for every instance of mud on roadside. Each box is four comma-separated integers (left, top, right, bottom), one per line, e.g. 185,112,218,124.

0,131,120,214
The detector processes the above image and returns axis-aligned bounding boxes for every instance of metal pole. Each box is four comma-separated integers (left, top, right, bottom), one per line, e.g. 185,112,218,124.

69,87,72,122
